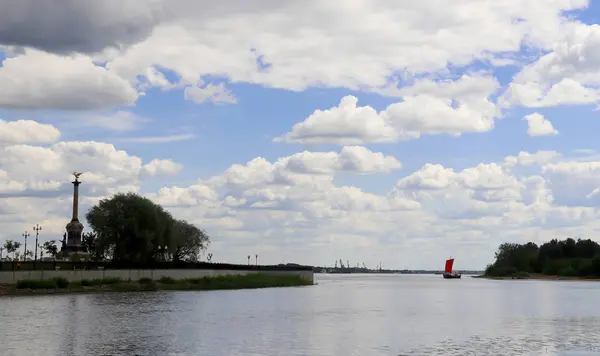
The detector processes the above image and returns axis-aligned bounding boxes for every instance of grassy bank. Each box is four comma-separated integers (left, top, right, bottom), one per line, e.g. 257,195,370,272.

0,273,313,296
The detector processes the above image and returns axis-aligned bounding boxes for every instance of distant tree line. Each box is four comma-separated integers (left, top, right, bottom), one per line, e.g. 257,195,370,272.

485,238,600,277
2,192,210,263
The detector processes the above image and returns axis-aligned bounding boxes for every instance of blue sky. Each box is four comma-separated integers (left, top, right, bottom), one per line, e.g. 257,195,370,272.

2,1,600,269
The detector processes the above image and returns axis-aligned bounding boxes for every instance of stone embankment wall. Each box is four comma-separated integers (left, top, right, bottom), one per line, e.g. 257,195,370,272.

0,269,314,284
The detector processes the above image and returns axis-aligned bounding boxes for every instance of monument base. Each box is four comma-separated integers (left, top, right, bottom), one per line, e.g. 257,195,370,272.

59,246,89,261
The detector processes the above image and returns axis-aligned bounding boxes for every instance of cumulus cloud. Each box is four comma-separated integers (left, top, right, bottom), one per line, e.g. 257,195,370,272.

0,50,139,110
524,113,559,136
277,74,500,144
500,23,600,109
0,119,61,145
141,159,183,176
2,127,600,268
503,151,562,168
102,1,587,92
275,96,397,145
184,83,237,104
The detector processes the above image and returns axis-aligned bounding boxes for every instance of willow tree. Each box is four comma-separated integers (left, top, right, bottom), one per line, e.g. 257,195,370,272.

85,192,210,263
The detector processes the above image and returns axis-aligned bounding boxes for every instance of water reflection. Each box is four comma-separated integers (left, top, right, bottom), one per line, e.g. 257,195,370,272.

2,276,600,355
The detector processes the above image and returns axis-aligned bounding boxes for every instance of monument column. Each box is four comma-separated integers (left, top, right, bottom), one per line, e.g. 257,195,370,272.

63,172,87,258
72,178,80,221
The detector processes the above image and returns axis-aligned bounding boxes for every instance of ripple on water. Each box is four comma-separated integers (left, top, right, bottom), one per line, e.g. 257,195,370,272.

398,317,600,355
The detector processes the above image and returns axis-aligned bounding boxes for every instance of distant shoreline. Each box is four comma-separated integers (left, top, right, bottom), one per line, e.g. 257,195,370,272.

0,273,314,297
476,274,600,281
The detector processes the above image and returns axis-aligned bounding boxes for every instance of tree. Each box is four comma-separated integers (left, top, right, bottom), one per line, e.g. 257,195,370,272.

82,232,102,260
85,192,209,263
171,219,210,262
3,240,21,260
42,241,58,259
24,250,33,260
487,237,600,277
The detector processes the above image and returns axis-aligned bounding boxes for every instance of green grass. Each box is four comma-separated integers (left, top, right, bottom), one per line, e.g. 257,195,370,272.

7,273,312,295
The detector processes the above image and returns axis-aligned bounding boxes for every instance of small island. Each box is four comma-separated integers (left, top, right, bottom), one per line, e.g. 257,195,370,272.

483,238,600,280
0,174,313,296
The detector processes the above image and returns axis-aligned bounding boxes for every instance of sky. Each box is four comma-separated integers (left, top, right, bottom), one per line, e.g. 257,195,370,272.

3,0,600,270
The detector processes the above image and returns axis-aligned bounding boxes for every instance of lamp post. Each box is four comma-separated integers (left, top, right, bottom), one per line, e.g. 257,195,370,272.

22,231,30,262
39,246,45,278
255,254,258,266
33,224,42,263
158,245,167,262
247,255,250,266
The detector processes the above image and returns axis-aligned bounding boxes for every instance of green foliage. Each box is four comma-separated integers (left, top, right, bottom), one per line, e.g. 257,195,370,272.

82,232,102,260
53,277,69,288
101,277,122,285
183,273,312,290
486,238,600,278
41,241,58,258
10,274,312,294
3,240,21,260
138,277,153,284
16,279,57,289
85,192,210,263
157,276,177,284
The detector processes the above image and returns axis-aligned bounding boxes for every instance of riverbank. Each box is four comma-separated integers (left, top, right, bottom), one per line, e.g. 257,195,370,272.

0,273,314,296
476,274,600,281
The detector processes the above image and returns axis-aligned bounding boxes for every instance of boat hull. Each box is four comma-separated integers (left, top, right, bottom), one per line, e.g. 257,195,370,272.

442,272,461,279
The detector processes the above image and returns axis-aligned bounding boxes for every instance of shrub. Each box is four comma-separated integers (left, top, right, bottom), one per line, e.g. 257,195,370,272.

158,276,177,284
486,265,518,277
577,259,593,277
101,277,122,285
559,266,578,277
16,279,57,289
513,271,530,279
52,277,69,288
138,277,153,284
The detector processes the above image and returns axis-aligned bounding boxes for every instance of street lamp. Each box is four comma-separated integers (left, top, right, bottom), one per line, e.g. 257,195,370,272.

157,245,168,262
255,254,258,266
22,231,30,262
33,224,42,263
247,255,250,266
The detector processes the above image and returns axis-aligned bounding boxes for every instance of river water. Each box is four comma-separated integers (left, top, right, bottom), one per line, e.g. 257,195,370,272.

1,274,600,356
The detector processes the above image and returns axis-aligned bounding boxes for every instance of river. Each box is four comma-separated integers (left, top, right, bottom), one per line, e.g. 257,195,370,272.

2,274,600,355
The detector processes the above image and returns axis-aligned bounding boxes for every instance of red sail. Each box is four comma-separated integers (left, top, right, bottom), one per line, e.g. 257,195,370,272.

444,258,454,273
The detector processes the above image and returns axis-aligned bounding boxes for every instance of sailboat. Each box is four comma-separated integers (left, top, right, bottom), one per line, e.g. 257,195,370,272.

442,257,461,279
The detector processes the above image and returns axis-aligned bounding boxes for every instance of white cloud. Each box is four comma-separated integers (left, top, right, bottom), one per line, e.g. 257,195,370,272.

142,159,183,176
82,111,150,132
503,151,562,168
0,119,61,145
499,23,600,109
524,113,558,137
119,134,195,143
275,96,397,145
277,74,499,144
104,1,586,93
3,129,600,269
0,141,147,197
184,83,237,104
0,50,139,110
